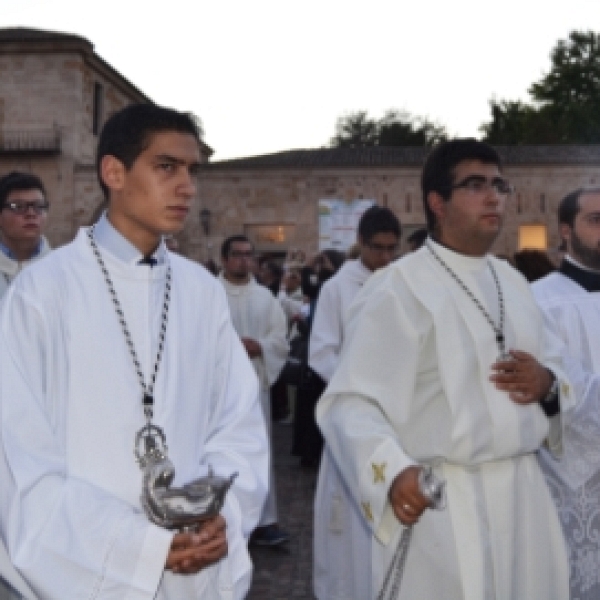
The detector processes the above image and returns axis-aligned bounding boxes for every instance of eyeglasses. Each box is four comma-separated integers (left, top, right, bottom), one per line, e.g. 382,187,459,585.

229,250,254,259
451,176,514,196
366,242,399,255
2,201,50,215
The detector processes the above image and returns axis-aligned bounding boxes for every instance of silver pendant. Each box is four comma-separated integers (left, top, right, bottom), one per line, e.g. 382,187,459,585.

135,422,237,531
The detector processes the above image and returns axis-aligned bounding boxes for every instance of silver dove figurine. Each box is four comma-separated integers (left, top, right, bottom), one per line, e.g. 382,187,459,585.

135,423,237,531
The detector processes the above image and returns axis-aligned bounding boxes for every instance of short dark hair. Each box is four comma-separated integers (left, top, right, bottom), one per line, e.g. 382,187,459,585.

0,171,46,209
421,138,502,232
96,103,202,199
558,189,583,228
357,205,401,243
221,235,253,259
558,188,600,228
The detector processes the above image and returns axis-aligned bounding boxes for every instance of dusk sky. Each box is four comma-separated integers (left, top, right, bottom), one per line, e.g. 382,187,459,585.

5,0,600,159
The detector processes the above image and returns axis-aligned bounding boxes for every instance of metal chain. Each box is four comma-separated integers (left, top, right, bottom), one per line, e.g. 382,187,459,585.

377,527,413,600
87,226,171,420
426,241,506,357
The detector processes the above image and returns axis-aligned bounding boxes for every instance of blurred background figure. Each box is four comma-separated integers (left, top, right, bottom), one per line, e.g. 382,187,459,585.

219,235,290,547
257,257,283,297
290,249,345,465
0,171,51,300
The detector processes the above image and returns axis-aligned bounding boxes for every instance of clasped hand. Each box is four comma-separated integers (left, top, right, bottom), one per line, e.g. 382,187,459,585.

166,515,227,575
489,350,553,405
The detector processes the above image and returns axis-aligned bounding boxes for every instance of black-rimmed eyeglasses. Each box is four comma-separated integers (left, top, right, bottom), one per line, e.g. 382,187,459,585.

451,176,514,196
2,201,50,215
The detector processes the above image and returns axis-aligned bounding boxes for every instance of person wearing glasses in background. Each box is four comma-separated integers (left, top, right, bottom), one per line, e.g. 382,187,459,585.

315,139,572,599
0,171,51,300
219,235,291,547
311,204,401,600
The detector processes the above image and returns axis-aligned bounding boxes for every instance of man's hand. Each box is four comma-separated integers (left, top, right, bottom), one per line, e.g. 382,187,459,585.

241,338,262,358
490,350,554,405
389,466,430,526
165,515,227,575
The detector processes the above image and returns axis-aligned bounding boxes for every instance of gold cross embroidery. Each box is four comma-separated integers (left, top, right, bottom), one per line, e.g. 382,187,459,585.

361,501,373,522
372,462,386,484
560,382,570,398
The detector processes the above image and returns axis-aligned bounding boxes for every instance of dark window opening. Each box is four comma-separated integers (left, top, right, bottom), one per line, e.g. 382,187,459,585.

93,83,104,136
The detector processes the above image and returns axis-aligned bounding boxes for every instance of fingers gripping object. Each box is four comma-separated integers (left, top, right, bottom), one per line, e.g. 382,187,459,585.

378,466,446,600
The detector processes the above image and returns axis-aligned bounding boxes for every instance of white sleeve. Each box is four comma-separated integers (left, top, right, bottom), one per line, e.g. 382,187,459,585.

317,286,420,546
0,288,173,600
256,296,289,386
308,281,341,382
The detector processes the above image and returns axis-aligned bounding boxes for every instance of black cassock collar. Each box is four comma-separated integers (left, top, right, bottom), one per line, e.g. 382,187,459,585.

559,258,600,292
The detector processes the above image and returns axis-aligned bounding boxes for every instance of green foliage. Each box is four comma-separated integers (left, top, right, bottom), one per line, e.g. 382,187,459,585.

330,111,378,147
481,30,600,144
330,110,447,148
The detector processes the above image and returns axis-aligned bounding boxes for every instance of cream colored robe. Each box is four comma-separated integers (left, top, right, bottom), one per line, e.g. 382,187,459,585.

317,243,572,600
310,259,374,600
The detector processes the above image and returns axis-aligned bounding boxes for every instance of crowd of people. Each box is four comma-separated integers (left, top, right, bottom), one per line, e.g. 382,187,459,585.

0,104,598,600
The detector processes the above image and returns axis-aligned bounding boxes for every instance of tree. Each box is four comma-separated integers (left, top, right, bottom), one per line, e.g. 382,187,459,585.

530,30,600,142
330,111,378,147
480,30,600,144
377,110,446,147
479,100,559,145
330,110,447,148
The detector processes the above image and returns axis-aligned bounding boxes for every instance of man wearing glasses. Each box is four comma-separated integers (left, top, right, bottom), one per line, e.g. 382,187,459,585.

316,139,571,599
311,204,401,600
219,235,290,547
0,171,51,299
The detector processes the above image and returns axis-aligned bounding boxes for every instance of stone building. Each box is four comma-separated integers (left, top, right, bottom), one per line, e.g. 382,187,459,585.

1,27,599,265
0,27,212,248
197,146,600,263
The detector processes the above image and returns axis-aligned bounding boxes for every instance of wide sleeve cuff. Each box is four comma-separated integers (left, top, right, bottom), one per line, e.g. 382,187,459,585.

357,438,416,546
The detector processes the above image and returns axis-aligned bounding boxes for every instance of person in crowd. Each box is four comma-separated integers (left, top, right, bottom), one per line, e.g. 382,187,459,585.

0,171,51,299
274,262,306,424
278,262,304,323
0,104,269,599
512,248,556,282
291,249,345,467
219,235,290,546
311,205,401,600
316,139,572,599
532,187,600,600
257,258,282,297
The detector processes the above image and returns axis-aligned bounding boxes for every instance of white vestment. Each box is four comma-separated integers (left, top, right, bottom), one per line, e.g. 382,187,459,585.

309,259,374,600
0,226,268,600
0,236,51,299
219,275,288,526
317,243,572,600
533,267,600,600
0,241,51,600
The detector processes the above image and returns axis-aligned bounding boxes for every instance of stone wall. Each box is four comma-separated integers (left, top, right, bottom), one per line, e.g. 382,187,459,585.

196,162,600,264
0,39,149,248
